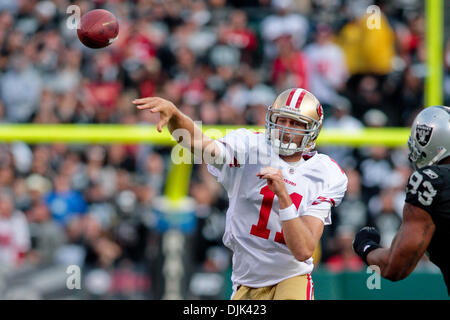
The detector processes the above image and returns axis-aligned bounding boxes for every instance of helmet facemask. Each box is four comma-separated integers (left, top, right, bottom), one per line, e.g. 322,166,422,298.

407,136,424,170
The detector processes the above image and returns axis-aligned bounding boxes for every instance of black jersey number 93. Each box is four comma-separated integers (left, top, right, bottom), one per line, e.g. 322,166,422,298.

406,169,438,207
404,165,450,217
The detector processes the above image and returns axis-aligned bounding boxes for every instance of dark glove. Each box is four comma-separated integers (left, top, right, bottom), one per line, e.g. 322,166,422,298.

353,227,381,265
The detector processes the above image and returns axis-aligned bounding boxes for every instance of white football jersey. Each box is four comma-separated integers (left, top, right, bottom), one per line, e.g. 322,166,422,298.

207,128,348,289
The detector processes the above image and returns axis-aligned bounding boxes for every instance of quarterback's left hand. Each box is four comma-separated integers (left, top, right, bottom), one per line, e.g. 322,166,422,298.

257,167,288,198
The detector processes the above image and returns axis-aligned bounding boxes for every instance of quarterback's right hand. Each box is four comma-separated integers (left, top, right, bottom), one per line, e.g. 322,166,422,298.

133,97,178,132
353,227,381,265
257,167,289,198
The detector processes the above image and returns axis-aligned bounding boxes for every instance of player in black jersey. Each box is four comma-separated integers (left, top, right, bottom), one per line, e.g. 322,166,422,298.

353,106,450,295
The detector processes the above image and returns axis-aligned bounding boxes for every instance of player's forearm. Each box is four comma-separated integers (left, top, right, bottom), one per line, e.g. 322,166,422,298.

277,191,316,261
282,218,316,261
168,109,202,146
366,238,414,281
366,248,390,273
168,110,219,160
278,192,293,210
367,248,410,281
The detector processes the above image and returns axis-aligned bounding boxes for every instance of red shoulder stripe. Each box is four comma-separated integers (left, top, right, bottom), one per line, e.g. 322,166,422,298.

329,157,344,174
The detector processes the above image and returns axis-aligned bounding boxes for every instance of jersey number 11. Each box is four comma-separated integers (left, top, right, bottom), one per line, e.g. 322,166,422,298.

250,185,303,244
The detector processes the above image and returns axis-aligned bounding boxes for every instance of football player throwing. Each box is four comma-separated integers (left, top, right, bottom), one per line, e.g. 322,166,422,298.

134,88,348,300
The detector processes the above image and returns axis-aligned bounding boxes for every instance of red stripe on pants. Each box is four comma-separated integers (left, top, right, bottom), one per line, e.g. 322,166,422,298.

306,274,312,300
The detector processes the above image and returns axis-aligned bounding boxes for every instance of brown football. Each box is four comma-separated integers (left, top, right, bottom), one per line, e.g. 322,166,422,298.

77,9,119,49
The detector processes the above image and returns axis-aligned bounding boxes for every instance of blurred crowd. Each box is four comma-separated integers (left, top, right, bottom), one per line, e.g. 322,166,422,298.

0,0,444,299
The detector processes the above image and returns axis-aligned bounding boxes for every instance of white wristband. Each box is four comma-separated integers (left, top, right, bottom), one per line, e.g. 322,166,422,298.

279,204,299,221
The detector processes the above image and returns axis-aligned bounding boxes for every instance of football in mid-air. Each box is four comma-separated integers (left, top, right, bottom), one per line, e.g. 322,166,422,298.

77,9,119,49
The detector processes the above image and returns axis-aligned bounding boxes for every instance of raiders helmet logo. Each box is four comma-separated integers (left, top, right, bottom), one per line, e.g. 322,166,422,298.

415,124,433,147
